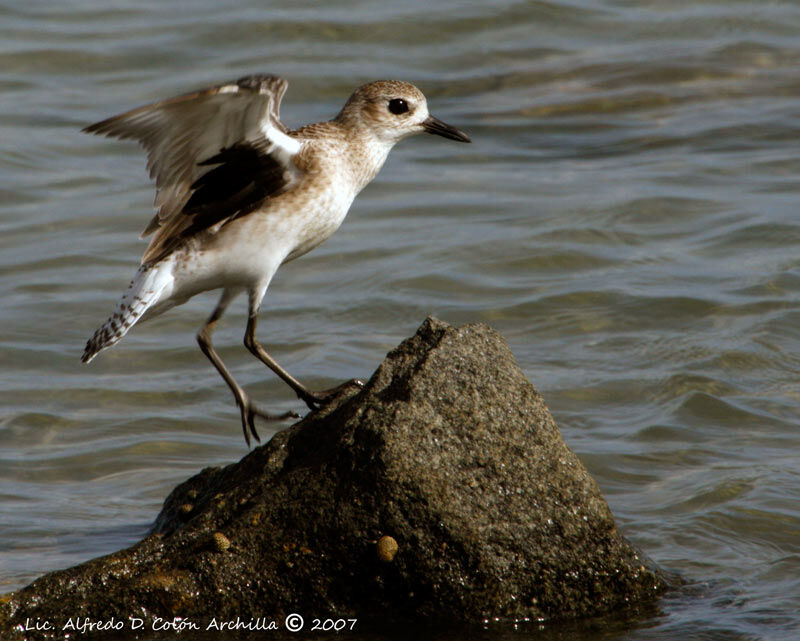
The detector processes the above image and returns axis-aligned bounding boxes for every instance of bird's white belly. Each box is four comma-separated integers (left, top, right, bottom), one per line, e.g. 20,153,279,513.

158,188,354,308
157,233,279,309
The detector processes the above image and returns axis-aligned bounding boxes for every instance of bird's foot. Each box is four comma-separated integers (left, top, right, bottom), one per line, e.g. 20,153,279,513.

237,395,300,447
300,379,365,411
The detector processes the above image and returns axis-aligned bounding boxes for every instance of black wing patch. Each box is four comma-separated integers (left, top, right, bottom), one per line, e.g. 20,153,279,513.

177,140,290,242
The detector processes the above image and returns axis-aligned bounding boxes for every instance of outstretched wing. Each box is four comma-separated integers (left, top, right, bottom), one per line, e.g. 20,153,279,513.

84,74,302,263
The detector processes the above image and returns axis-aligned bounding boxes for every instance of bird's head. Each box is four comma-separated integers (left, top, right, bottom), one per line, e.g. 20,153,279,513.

336,80,471,146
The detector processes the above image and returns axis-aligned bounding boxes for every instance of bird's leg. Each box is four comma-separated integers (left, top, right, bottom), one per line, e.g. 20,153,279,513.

243,314,364,411
197,293,298,446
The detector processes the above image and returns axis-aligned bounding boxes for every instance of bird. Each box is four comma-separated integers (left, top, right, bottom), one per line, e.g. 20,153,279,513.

81,74,471,446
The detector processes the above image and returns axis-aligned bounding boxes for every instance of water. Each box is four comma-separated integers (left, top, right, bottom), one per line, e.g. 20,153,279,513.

2,1,800,639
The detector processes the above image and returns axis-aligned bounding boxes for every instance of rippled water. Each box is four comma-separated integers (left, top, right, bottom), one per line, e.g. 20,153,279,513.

2,1,800,639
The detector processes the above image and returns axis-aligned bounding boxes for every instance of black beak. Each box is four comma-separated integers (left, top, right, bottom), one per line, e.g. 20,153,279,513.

422,115,471,143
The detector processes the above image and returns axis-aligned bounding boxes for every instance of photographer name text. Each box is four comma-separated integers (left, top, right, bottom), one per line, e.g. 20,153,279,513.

21,613,356,634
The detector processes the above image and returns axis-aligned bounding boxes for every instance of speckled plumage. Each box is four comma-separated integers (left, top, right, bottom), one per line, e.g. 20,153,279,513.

81,74,470,444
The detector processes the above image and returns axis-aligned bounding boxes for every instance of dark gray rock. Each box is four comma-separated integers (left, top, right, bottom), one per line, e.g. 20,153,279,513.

0,318,666,638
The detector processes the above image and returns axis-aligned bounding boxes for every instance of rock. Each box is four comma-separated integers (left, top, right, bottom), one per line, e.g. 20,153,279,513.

211,531,231,553
376,535,399,562
0,318,666,638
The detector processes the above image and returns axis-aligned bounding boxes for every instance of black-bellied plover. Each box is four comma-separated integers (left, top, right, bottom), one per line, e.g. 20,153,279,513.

81,74,471,445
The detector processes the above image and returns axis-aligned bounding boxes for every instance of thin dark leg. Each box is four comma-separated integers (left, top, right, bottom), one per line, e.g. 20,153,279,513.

197,292,298,446
243,314,363,411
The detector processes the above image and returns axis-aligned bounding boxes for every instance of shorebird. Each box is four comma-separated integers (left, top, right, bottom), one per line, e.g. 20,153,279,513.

81,74,471,445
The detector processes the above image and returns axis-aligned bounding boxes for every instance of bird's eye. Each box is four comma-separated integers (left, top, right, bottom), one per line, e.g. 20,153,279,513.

388,98,409,115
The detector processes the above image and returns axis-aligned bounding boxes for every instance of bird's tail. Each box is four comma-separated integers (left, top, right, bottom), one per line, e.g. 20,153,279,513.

81,262,173,363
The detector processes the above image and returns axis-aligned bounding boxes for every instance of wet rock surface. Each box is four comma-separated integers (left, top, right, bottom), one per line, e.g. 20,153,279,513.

0,318,666,638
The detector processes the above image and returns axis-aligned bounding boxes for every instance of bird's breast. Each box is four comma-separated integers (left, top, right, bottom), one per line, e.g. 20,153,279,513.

281,182,355,263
